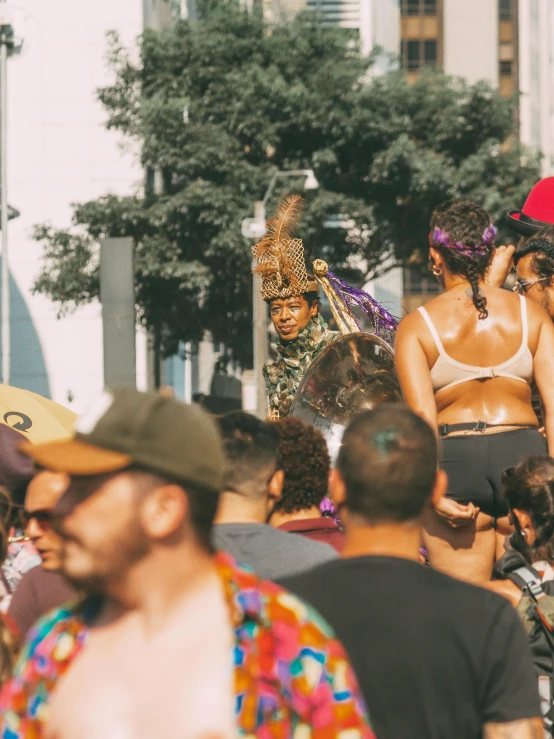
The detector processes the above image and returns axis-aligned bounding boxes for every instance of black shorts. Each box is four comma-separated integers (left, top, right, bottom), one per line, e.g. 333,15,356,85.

440,428,547,518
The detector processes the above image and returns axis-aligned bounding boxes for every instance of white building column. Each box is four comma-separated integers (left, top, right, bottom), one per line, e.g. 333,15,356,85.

443,0,498,86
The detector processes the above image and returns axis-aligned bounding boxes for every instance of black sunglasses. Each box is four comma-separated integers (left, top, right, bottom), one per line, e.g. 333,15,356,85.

512,277,548,295
18,509,55,528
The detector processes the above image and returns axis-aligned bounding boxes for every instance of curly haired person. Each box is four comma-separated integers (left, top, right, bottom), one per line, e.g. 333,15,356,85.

270,417,343,551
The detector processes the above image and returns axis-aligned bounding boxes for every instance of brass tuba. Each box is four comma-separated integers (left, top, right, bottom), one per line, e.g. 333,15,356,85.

290,260,402,460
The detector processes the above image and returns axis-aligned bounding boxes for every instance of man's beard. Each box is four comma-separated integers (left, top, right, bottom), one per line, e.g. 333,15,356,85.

61,519,150,593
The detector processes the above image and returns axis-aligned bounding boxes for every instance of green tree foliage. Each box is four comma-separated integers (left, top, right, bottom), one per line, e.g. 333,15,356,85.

32,3,540,365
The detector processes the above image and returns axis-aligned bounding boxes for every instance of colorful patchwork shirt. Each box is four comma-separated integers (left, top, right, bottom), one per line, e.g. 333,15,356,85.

264,315,338,420
0,552,374,739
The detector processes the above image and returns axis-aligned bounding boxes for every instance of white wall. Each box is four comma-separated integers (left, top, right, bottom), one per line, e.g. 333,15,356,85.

519,0,554,175
443,0,498,86
143,0,175,29
8,0,145,412
361,0,399,67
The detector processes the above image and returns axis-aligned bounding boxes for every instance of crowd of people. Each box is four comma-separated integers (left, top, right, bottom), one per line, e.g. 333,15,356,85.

1,181,554,736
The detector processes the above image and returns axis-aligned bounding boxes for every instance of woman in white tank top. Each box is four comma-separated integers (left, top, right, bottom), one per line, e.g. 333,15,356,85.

395,199,554,585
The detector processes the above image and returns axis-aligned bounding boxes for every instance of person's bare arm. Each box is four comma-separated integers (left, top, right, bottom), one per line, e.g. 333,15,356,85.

532,308,554,455
395,312,437,431
483,717,544,737
486,245,516,288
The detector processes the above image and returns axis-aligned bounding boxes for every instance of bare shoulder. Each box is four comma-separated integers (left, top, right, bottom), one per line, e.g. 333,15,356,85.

484,580,522,608
524,296,551,325
484,717,544,738
523,297,554,350
397,305,427,337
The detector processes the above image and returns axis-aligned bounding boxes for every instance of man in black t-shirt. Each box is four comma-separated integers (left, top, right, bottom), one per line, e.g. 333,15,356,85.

280,405,542,739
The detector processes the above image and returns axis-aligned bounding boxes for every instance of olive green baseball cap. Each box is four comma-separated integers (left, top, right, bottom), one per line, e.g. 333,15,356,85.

21,388,224,495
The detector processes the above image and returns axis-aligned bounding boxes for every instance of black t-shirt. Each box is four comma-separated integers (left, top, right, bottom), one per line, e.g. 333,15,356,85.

280,556,540,739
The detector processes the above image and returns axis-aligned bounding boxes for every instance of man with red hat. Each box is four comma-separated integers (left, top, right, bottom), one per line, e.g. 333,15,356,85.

488,178,554,320
506,177,554,236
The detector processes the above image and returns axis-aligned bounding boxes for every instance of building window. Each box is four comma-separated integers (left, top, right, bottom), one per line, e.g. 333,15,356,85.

423,0,437,15
401,0,420,15
499,59,513,77
407,40,420,69
402,39,438,71
401,40,418,70
499,0,512,21
424,40,437,64
401,0,436,15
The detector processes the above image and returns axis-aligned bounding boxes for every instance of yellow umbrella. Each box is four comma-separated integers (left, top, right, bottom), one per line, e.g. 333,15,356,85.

0,385,76,444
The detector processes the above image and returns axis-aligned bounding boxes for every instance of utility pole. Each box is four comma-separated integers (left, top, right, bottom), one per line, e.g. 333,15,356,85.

252,200,268,419
0,5,13,385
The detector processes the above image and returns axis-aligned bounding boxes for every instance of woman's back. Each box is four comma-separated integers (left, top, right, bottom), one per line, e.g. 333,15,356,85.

419,285,538,365
395,198,554,585
411,285,544,425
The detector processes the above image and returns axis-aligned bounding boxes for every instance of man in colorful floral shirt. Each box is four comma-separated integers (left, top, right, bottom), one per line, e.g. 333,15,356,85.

0,389,374,739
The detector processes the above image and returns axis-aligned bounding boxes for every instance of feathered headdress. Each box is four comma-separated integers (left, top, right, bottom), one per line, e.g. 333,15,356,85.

252,194,310,301
252,193,398,347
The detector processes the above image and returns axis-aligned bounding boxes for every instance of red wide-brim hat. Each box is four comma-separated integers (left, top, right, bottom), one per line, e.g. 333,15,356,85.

507,177,554,236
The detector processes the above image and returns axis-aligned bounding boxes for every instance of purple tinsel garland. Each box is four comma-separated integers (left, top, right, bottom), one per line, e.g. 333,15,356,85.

432,224,497,258
326,269,399,340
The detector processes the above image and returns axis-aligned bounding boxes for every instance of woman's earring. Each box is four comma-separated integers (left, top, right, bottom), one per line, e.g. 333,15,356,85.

521,528,528,540
432,265,442,277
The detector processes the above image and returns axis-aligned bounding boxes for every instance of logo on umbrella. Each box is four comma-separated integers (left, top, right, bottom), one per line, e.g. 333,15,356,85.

3,411,32,433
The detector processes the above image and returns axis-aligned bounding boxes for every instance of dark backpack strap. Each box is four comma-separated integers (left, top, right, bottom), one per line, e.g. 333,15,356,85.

509,565,547,600
510,565,554,735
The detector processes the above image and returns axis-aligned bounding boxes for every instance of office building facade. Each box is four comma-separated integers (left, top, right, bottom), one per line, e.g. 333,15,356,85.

400,0,554,310
400,0,554,173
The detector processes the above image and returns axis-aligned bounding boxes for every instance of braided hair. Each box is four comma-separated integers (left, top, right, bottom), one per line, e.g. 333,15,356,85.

430,200,496,319
502,456,554,565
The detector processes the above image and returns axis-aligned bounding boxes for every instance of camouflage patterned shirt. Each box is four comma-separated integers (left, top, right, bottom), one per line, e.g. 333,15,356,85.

263,314,338,419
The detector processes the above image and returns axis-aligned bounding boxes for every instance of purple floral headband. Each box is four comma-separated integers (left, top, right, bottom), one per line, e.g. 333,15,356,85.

432,225,496,258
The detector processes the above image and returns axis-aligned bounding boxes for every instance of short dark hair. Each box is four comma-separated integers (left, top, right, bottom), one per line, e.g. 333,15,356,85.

430,199,494,319
502,455,554,563
267,292,320,309
184,484,219,552
217,412,279,496
275,417,330,513
132,468,219,553
514,226,554,285
304,291,320,309
337,405,437,523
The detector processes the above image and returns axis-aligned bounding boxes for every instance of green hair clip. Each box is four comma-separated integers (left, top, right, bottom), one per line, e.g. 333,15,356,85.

372,428,399,459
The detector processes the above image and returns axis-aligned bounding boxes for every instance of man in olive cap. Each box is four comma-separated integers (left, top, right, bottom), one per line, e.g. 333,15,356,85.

0,388,374,739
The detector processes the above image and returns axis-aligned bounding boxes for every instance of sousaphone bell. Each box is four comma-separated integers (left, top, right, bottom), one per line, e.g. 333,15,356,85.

290,260,402,460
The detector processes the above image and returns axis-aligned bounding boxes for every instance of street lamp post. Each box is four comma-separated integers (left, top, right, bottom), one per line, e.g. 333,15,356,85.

247,169,319,419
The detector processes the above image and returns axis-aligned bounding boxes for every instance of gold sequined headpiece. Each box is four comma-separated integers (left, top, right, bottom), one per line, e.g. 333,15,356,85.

252,195,317,301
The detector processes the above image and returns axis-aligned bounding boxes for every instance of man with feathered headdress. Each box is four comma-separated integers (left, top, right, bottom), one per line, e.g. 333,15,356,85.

252,196,338,419
253,195,399,420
